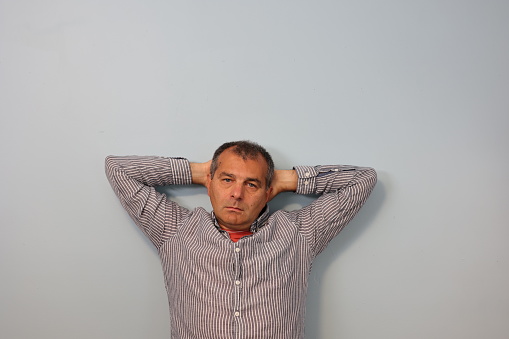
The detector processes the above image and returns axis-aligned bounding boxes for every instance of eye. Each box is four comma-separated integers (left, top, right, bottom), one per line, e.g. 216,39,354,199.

247,182,258,188
223,178,232,183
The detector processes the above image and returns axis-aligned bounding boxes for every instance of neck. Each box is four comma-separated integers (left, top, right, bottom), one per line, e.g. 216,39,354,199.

219,224,251,232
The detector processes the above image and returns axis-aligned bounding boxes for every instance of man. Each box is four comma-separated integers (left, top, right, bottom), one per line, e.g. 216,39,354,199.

105,140,376,339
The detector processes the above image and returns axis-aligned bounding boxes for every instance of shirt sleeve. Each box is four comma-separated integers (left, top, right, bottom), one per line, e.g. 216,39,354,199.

105,155,192,248
290,164,377,256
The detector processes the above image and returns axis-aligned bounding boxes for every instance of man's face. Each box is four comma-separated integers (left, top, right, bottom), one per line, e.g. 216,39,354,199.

206,148,272,231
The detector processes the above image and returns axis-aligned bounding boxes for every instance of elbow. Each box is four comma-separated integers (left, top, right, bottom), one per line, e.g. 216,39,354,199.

364,167,377,191
105,155,119,178
105,155,113,169
371,168,378,190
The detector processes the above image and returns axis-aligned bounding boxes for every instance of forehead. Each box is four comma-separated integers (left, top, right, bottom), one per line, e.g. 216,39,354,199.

217,149,268,180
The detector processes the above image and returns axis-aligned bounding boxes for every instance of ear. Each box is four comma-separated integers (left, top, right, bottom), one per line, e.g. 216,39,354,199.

205,173,212,196
265,186,273,203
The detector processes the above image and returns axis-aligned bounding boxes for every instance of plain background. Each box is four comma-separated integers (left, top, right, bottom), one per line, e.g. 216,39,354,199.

1,1,508,338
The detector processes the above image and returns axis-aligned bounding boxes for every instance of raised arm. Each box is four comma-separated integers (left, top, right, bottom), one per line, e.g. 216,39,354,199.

105,155,192,248
268,169,298,201
189,160,211,186
290,164,377,255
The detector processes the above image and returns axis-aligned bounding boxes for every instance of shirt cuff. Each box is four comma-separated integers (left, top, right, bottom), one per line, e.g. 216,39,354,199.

168,157,192,185
294,165,318,195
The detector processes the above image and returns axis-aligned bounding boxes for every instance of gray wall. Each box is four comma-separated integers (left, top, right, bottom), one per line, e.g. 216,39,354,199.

1,1,508,338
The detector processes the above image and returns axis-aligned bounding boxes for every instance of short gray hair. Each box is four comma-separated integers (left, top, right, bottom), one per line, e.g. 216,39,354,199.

210,140,274,189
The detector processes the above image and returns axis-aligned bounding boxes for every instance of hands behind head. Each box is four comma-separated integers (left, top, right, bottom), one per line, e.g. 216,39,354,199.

268,170,298,202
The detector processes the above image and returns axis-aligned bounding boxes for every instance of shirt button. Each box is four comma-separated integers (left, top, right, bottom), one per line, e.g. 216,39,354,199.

304,181,309,185
234,311,240,317
235,280,241,285
305,172,310,177
235,247,241,253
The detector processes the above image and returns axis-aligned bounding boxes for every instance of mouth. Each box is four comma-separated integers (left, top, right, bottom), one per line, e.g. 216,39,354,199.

225,206,243,212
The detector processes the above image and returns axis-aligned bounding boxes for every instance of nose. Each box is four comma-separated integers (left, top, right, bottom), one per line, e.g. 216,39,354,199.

230,183,244,199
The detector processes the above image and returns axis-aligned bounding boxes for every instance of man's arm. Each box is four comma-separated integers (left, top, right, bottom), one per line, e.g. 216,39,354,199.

189,161,211,186
289,164,377,255
268,169,298,201
105,156,192,248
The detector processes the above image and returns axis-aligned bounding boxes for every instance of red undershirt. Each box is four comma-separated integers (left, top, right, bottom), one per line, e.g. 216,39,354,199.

222,229,253,242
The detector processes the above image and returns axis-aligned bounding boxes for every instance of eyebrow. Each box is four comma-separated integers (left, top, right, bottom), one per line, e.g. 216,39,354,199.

219,172,263,186
246,177,263,186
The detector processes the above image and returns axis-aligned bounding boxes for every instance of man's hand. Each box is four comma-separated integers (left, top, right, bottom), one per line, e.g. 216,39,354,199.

190,161,211,186
191,161,297,201
268,169,298,201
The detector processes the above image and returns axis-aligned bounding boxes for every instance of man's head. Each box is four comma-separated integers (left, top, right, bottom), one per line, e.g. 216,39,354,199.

210,141,274,188
207,141,274,231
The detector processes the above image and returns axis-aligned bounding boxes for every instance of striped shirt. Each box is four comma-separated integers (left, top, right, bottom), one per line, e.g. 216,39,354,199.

105,156,377,339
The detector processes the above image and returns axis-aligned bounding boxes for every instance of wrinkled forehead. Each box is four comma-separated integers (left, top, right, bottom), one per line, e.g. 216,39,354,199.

217,149,269,182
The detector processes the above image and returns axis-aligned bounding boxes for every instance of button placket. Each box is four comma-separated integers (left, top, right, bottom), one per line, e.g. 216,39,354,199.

233,244,242,332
